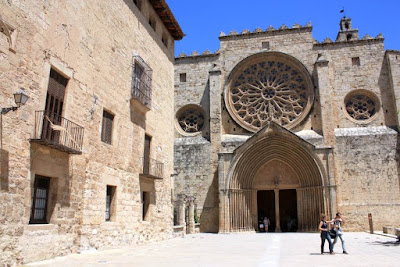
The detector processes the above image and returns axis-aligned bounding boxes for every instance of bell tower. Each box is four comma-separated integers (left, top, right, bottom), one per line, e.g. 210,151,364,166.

336,17,359,42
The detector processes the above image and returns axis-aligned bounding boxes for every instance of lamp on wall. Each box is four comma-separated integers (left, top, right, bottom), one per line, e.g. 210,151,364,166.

1,88,29,115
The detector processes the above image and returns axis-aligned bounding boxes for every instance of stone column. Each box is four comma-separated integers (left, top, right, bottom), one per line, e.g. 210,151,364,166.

385,52,400,128
274,189,281,232
218,153,229,233
187,196,195,234
314,55,336,146
209,67,223,233
177,194,186,227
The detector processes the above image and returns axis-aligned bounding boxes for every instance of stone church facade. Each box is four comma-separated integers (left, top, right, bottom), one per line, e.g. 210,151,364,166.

0,0,183,265
174,18,400,233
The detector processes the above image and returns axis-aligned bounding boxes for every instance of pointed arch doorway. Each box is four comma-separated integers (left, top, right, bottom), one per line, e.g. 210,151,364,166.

219,122,332,232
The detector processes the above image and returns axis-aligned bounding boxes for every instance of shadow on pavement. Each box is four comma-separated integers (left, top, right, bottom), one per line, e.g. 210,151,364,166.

370,240,400,247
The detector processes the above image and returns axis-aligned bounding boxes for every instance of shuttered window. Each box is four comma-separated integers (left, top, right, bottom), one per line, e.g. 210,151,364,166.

101,110,114,144
29,175,50,224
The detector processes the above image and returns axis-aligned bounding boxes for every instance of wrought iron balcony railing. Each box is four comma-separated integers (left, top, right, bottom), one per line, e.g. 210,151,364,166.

131,75,152,109
140,157,164,179
31,110,84,154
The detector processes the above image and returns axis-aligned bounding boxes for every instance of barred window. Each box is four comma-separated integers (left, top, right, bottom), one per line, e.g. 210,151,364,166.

101,110,114,144
30,175,50,224
132,55,152,108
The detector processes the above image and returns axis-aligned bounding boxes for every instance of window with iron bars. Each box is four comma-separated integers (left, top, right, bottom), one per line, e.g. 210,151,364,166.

132,55,152,108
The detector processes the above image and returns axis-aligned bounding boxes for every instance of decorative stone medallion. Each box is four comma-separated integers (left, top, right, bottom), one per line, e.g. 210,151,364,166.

344,90,379,122
176,105,205,135
225,52,314,132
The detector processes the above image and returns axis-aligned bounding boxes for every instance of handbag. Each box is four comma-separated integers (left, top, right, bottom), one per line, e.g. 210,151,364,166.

329,229,337,239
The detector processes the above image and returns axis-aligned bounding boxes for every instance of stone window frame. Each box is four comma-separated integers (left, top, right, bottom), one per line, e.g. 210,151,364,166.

224,52,314,132
343,89,380,124
175,104,206,137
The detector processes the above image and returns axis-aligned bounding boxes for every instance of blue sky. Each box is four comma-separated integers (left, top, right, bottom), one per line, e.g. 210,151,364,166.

168,0,400,56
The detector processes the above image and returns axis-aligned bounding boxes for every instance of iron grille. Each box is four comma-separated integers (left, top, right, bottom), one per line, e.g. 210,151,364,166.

132,55,152,108
31,110,84,154
140,157,164,179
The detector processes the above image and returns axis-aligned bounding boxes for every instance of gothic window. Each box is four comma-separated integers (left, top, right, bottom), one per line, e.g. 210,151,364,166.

344,90,379,122
225,52,314,132
176,105,205,135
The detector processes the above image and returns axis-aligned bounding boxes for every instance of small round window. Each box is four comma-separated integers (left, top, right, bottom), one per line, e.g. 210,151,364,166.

176,105,205,135
344,90,379,122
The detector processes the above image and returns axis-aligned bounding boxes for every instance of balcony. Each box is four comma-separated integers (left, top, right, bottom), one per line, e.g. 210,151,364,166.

30,111,84,154
139,157,164,179
131,56,152,113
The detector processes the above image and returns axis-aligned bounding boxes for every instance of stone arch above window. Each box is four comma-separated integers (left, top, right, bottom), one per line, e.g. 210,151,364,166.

344,90,379,123
224,52,314,132
176,104,205,136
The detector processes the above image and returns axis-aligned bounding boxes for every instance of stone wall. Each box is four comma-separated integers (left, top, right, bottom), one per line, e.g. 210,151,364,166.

334,127,400,231
0,0,178,265
173,136,218,232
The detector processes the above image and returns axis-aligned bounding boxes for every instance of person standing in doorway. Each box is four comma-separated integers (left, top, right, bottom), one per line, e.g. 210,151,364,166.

263,216,270,232
319,215,334,254
332,212,348,254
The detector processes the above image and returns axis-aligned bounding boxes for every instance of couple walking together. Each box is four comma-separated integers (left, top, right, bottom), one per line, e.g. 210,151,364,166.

319,212,348,255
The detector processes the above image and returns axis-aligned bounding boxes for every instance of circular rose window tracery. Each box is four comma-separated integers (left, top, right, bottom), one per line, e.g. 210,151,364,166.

225,52,314,132
176,105,205,135
344,90,379,122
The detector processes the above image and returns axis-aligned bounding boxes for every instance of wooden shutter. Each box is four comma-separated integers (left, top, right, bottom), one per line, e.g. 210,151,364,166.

42,69,68,141
101,110,114,144
143,135,151,174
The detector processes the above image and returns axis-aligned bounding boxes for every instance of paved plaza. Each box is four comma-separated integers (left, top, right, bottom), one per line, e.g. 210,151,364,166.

26,232,399,267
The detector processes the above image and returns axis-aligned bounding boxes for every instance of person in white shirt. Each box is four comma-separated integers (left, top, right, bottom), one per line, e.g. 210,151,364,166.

263,217,270,232
332,212,348,254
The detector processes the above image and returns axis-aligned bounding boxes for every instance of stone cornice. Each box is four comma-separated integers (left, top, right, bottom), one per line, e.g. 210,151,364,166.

385,49,400,56
313,38,383,48
175,53,219,61
219,25,312,41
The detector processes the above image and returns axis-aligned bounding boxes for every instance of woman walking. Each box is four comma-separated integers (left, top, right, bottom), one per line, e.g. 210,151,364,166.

332,212,348,254
319,215,334,254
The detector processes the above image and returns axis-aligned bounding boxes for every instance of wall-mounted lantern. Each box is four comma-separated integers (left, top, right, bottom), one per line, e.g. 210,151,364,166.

1,89,29,115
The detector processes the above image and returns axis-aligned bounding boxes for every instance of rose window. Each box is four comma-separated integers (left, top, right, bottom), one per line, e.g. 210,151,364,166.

345,91,378,121
177,105,205,134
225,53,313,132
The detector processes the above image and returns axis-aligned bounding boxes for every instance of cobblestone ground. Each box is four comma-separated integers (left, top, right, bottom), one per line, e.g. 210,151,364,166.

26,232,399,267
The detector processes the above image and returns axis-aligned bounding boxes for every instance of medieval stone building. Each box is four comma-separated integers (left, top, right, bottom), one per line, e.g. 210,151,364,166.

174,18,400,233
0,0,183,265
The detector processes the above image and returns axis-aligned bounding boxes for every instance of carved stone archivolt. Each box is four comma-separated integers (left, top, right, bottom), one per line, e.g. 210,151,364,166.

225,52,314,132
344,90,379,122
176,104,205,135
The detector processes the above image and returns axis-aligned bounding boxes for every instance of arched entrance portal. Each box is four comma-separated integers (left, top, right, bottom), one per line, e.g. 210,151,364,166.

254,159,300,232
222,122,329,232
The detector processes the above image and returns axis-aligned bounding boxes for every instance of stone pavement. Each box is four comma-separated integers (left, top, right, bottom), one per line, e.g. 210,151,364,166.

26,232,399,267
